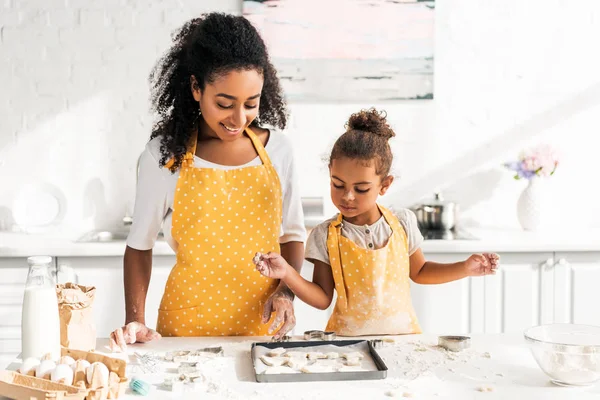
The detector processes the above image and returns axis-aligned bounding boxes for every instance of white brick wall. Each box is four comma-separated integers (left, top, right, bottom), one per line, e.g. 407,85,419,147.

0,0,599,235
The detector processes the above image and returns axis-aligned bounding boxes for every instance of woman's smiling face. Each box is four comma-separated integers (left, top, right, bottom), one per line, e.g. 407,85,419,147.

192,69,264,141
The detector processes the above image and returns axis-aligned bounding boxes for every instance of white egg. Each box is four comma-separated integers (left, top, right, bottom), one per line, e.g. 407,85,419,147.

71,359,91,372
36,360,56,379
51,364,74,386
19,357,40,376
86,362,109,386
59,356,76,366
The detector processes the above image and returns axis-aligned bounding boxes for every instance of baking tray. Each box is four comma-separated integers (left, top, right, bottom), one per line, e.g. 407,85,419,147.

251,340,388,383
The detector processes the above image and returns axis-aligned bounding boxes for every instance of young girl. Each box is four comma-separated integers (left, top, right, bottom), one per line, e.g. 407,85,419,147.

110,13,306,351
255,109,499,336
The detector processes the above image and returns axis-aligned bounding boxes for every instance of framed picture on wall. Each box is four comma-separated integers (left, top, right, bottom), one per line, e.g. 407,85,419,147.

243,0,435,103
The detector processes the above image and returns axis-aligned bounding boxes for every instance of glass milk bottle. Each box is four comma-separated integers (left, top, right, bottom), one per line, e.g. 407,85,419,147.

21,256,61,360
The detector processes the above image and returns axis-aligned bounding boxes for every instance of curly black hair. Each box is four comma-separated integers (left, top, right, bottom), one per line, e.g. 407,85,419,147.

330,108,396,177
149,13,288,172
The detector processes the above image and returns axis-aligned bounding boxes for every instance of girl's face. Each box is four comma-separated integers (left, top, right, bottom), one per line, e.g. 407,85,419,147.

329,157,393,220
192,69,264,141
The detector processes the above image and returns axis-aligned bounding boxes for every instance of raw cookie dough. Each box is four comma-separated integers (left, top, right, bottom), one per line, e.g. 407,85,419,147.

307,352,327,360
284,357,308,370
325,352,340,359
284,351,308,358
260,356,285,367
267,347,286,357
301,364,337,374
345,357,362,366
341,352,364,360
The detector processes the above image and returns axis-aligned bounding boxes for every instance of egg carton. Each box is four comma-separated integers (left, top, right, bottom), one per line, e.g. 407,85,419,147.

0,348,128,400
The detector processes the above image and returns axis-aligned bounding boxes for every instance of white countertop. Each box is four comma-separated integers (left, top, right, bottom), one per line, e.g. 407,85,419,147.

4,334,600,400
1,228,600,258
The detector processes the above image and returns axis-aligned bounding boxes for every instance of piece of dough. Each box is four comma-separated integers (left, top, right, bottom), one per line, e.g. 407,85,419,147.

345,357,362,366
341,351,364,360
267,347,286,357
315,359,342,369
325,352,340,359
301,364,336,373
260,356,285,367
284,357,308,369
284,351,307,358
307,352,327,360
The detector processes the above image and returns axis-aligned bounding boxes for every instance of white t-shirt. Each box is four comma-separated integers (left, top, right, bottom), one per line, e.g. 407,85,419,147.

126,130,307,251
305,208,424,266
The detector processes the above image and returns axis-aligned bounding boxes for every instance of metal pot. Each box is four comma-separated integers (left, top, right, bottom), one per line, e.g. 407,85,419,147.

413,192,458,231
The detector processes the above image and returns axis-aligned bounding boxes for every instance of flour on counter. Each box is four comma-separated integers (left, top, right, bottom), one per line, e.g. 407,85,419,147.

378,339,482,380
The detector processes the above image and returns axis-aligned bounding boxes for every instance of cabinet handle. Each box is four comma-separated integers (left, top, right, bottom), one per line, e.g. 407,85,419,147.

556,258,568,267
541,258,554,269
57,265,79,284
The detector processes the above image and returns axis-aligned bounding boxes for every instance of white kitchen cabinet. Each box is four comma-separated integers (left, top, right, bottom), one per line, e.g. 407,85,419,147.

482,252,554,334
478,251,600,334
553,252,600,326
410,253,479,335
0,258,30,367
55,255,175,337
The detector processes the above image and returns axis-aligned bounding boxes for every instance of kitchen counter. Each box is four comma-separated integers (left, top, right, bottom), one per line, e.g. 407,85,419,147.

4,334,600,399
1,227,600,257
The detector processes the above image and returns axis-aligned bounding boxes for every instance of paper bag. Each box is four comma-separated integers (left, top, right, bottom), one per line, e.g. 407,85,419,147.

56,283,97,351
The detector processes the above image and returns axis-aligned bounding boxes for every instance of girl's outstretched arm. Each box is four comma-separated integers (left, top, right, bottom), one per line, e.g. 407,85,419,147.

255,253,335,310
409,249,500,284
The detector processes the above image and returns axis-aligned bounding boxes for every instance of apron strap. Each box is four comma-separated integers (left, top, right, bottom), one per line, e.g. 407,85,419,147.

164,133,198,170
245,127,272,166
327,213,348,311
379,204,408,252
163,128,269,170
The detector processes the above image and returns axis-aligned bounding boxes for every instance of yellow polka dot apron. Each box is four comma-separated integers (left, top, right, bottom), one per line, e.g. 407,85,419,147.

326,205,422,336
157,128,281,336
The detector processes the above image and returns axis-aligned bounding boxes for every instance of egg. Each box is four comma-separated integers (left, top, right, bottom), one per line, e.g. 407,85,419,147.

19,357,40,376
51,364,74,386
86,362,109,387
59,356,76,366
71,359,91,372
36,360,56,379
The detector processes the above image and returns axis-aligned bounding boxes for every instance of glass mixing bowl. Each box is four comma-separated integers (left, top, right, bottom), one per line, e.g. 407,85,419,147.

524,324,600,386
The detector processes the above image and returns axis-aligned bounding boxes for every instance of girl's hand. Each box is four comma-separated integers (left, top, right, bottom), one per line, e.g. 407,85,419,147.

253,252,290,280
464,253,500,276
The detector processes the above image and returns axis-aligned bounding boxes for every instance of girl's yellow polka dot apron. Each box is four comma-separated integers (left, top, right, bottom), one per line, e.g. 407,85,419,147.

326,205,421,336
157,128,281,336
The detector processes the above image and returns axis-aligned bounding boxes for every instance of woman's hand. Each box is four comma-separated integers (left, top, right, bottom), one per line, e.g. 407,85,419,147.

464,253,500,276
253,252,291,280
261,288,296,340
109,321,161,352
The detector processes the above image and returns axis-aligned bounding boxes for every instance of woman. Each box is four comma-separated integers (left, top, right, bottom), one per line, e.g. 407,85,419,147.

109,13,306,351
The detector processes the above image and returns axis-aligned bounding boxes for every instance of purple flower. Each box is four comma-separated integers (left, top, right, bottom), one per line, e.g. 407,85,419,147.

504,144,560,180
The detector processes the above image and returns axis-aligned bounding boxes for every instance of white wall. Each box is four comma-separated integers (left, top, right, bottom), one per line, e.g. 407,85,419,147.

1,0,599,237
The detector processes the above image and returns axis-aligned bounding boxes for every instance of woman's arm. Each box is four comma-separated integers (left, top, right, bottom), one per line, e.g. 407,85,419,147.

123,246,153,324
409,249,500,284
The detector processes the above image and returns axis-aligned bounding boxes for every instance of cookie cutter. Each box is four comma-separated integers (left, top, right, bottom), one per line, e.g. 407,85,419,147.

304,330,337,341
271,335,292,342
438,335,471,352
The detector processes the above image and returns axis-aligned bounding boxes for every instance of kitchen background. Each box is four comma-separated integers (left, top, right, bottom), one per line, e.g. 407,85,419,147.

0,0,599,235
2,0,600,372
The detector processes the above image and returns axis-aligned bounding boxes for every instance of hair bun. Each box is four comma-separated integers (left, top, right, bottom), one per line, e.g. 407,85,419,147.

346,108,395,139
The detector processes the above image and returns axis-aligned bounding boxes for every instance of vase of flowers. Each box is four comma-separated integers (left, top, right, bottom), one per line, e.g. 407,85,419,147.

504,144,560,231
